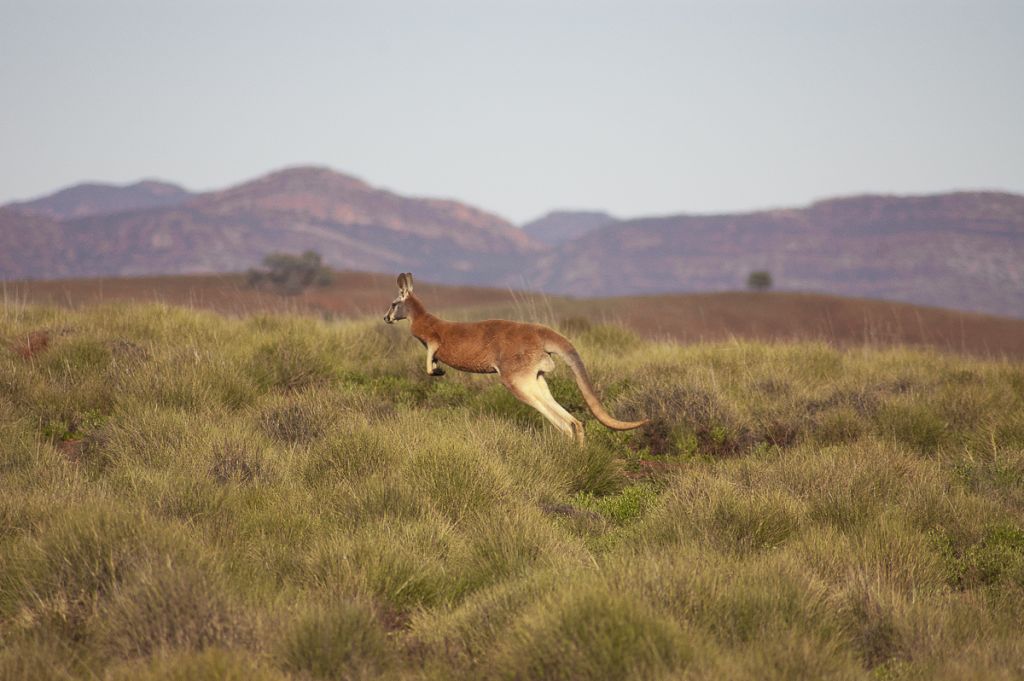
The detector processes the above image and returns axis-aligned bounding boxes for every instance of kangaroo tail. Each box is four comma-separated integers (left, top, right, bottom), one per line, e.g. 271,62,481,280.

547,337,649,431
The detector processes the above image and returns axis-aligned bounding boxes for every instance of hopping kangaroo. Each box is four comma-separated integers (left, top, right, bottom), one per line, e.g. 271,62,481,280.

383,273,648,443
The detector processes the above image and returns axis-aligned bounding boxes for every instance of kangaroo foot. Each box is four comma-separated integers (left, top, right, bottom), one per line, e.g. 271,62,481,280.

571,420,585,446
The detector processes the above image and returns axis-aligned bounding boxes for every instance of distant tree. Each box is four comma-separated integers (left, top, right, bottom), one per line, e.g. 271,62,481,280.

247,250,332,295
747,270,773,292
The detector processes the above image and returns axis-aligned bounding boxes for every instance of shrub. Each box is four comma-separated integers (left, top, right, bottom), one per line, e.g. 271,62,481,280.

246,251,332,296
747,270,773,291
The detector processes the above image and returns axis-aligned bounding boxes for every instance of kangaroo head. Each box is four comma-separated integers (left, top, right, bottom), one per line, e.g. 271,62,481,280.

383,272,414,323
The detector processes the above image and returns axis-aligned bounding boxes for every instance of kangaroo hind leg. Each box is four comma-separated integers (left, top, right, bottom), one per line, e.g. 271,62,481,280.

502,371,576,439
535,374,585,445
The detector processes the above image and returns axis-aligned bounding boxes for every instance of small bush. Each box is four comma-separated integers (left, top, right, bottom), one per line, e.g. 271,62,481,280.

747,270,773,291
246,251,332,296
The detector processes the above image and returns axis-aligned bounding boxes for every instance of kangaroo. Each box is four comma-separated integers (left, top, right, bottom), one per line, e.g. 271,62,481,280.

383,273,648,443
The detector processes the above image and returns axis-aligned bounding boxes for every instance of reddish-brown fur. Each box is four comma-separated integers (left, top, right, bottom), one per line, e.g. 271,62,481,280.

385,273,648,442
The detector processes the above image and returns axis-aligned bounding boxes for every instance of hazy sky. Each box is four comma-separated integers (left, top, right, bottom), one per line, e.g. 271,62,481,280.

2,0,1022,223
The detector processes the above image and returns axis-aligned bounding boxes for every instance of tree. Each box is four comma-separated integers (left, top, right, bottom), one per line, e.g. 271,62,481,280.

247,250,332,295
747,270,773,292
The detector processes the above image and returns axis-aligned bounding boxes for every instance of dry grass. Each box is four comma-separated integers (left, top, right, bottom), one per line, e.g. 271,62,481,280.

1,300,1023,679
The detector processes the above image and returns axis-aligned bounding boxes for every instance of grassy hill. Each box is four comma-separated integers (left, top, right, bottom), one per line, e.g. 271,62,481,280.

2,301,1023,679
7,271,1024,358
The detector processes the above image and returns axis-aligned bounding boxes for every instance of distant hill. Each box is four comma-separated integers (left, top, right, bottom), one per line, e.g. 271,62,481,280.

521,210,618,246
8,180,192,220
0,208,78,279
3,168,1023,318
9,271,1024,358
518,192,1024,318
0,166,542,285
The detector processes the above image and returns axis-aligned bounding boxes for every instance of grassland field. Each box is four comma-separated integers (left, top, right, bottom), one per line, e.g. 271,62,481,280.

8,270,1024,358
1,299,1024,680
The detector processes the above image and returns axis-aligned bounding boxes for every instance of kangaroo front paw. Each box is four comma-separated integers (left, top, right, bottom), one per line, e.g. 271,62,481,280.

428,366,446,376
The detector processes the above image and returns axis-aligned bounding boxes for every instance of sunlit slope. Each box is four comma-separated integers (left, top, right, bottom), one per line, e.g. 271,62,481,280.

2,303,1023,679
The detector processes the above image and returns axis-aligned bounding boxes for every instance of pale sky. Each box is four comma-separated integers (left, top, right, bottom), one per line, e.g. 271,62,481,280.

1,0,1022,223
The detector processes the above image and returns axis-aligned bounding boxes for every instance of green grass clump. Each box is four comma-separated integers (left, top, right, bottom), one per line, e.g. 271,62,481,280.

932,522,1024,589
571,483,660,525
2,301,1024,679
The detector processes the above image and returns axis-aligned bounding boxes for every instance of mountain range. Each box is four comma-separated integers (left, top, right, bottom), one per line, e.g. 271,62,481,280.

519,193,1024,318
2,166,1022,317
521,210,619,246
0,167,538,286
5,180,192,221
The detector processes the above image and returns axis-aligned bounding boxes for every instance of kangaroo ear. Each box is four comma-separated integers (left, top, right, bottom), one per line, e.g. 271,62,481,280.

397,273,412,298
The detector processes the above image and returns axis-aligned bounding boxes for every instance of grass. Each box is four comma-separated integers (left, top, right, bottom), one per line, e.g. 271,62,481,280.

1,301,1023,679
9,270,1024,357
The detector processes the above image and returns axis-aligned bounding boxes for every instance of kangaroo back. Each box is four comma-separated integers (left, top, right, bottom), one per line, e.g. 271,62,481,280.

546,336,649,431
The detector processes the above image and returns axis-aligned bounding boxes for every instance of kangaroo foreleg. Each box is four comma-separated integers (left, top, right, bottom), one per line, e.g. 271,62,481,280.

425,342,445,376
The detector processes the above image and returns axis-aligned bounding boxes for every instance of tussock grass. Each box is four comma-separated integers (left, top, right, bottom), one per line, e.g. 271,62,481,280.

276,596,393,680
2,302,1023,679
